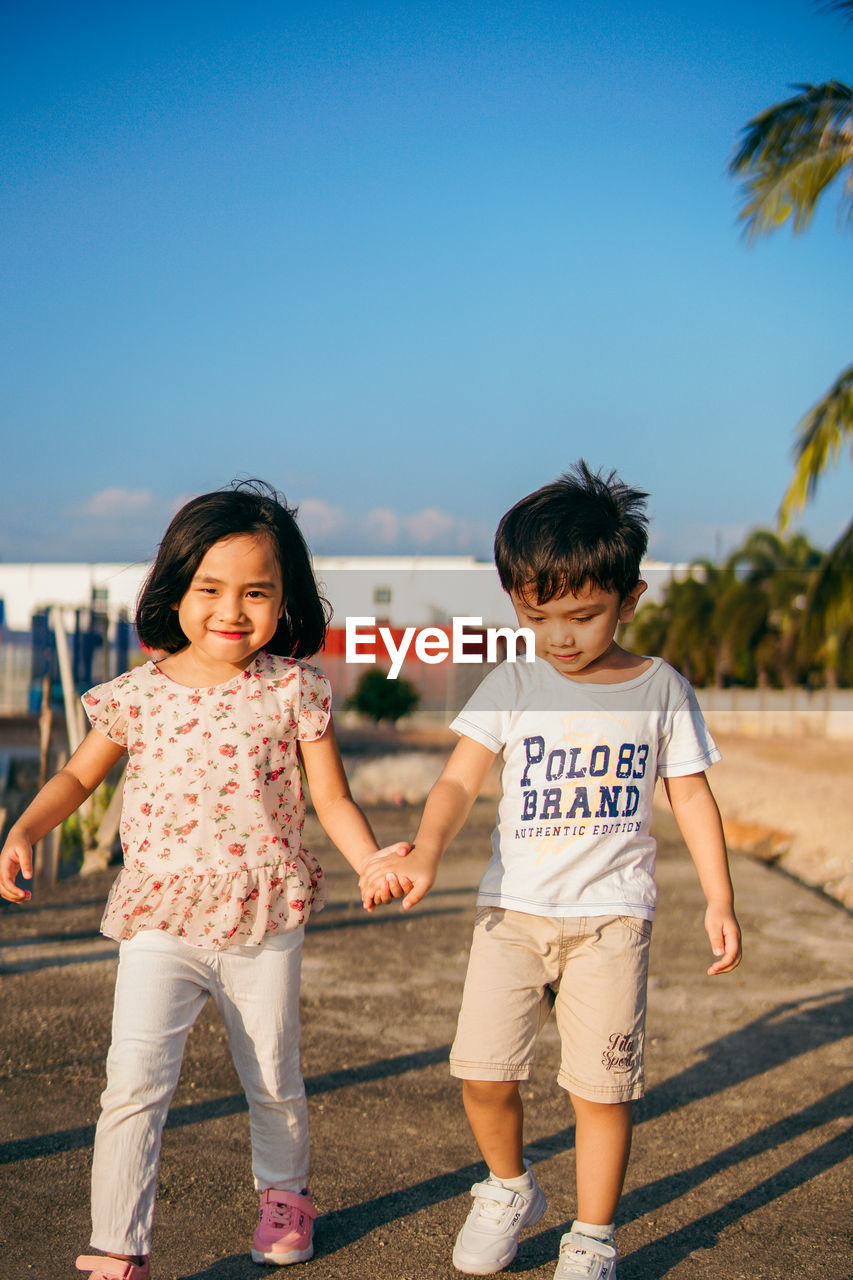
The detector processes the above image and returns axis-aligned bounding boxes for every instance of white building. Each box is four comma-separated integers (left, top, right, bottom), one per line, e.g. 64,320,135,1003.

0,557,683,714
0,556,681,634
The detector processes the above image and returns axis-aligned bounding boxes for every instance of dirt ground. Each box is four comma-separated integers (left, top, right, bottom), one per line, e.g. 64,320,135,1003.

706,732,853,910
0,788,851,1280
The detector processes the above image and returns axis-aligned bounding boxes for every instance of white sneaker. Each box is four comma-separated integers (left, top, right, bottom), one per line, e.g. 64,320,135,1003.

452,1166,546,1274
553,1231,617,1279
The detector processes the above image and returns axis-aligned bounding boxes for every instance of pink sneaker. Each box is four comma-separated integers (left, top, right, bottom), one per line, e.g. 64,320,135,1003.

75,1258,150,1280
252,1189,317,1265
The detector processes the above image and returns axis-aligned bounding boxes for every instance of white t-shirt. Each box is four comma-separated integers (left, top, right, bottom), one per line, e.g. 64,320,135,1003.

450,656,720,920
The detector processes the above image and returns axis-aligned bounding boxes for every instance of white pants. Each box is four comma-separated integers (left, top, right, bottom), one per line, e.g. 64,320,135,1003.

90,928,308,1256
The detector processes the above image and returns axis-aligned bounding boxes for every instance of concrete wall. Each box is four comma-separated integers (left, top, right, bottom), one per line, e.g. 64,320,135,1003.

696,686,853,741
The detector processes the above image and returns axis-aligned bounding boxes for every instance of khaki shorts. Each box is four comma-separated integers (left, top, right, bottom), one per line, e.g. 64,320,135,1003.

450,908,651,1102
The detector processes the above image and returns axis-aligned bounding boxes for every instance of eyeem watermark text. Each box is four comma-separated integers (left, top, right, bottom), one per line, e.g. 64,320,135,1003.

346,616,535,679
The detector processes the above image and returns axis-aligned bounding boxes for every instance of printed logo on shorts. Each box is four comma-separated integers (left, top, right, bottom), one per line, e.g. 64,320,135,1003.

601,1031,637,1073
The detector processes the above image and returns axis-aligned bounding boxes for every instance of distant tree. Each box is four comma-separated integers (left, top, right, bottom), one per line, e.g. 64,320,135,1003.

629,569,720,686
345,668,420,724
721,529,822,686
627,529,826,686
799,520,853,686
729,0,853,614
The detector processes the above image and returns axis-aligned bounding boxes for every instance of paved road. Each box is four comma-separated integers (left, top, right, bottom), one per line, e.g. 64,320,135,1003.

0,801,851,1280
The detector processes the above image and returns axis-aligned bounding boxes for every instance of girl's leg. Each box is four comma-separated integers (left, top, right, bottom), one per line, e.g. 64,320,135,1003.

90,932,210,1257
461,1079,526,1179
569,1093,632,1225
214,930,309,1192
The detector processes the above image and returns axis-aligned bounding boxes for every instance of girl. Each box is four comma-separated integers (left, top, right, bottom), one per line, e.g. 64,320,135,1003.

0,480,406,1280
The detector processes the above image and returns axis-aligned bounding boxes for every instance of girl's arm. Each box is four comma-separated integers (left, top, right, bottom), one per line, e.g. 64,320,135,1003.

664,771,742,976
360,734,498,911
0,729,126,903
298,718,408,878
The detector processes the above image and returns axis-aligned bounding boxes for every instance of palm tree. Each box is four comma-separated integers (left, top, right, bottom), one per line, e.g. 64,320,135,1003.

627,562,725,686
628,530,825,687
722,529,822,685
729,1,853,550
799,519,853,685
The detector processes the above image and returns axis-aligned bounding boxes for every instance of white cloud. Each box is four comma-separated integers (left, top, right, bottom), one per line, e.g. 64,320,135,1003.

298,498,345,540
85,487,155,517
0,489,492,563
365,508,400,544
298,499,488,556
406,507,456,545
12,489,196,562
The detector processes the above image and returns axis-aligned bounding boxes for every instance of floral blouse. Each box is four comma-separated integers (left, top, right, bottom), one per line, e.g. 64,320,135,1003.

83,651,331,948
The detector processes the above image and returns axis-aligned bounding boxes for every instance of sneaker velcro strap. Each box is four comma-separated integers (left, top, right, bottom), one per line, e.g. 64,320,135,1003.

264,1190,318,1220
75,1259,145,1280
470,1181,519,1205
561,1232,617,1257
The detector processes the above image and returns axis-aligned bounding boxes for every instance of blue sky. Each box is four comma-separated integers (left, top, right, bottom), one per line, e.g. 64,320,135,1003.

2,0,851,565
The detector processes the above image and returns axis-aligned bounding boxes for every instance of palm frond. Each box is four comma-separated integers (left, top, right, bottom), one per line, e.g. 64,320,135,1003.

730,82,853,238
802,514,853,642
780,363,853,525
820,1,853,22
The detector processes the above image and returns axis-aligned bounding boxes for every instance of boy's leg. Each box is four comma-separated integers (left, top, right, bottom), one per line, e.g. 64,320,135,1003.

450,910,557,1273
569,1094,632,1225
461,1079,525,1179
452,1082,547,1278
550,916,649,1277
451,908,557,1179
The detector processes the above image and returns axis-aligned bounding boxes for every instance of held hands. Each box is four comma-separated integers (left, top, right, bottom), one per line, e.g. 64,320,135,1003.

359,843,437,912
705,901,742,976
0,831,34,904
359,843,413,912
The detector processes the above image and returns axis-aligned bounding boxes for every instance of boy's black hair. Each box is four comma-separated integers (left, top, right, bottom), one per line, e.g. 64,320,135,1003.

494,460,649,603
136,479,330,658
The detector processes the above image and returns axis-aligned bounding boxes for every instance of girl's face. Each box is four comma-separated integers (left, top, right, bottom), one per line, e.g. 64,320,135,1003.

174,533,284,676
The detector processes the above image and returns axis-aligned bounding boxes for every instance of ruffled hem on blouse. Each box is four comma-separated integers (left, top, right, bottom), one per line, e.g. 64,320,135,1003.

100,853,327,949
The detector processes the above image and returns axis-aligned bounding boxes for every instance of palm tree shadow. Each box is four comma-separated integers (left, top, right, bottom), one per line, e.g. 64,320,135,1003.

618,1126,852,1278
305,987,852,1268
191,989,852,1275
176,1257,265,1280
518,1082,853,1275
638,986,852,1122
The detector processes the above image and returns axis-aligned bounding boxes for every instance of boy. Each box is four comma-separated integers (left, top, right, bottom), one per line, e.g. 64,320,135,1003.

360,461,741,1280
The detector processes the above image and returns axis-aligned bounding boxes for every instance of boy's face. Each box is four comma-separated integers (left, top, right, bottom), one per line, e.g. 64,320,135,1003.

510,579,646,682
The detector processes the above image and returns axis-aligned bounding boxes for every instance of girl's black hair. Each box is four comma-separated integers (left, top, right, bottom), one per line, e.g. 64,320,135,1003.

495,460,649,603
136,480,330,658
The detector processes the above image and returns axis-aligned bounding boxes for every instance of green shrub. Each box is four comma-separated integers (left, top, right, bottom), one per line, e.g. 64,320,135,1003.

345,668,420,724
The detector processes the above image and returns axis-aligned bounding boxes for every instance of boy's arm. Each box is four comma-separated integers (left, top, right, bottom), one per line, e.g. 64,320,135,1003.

0,729,126,902
298,719,409,881
359,735,498,911
664,772,742,976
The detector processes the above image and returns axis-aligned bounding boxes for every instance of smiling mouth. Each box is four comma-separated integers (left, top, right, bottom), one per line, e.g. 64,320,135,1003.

211,630,249,640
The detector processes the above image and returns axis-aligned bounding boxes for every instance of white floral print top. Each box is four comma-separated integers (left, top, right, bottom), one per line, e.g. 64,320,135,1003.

82,651,331,948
